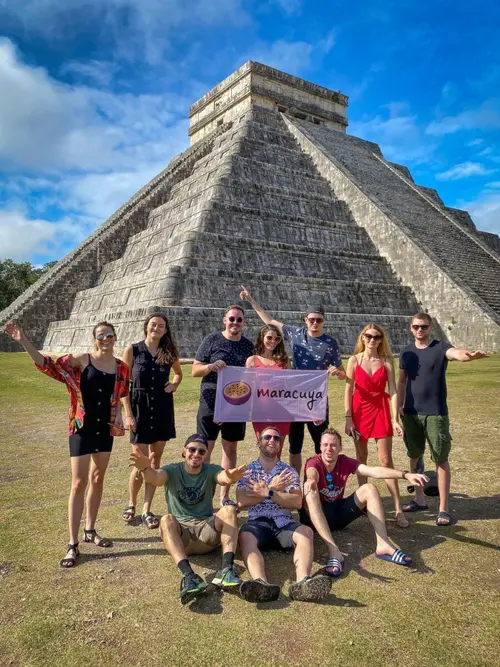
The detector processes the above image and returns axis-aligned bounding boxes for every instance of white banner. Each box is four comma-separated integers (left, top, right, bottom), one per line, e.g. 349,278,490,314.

213,366,328,423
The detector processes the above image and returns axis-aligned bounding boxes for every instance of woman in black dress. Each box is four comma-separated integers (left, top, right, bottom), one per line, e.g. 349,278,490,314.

122,313,182,528
3,320,130,568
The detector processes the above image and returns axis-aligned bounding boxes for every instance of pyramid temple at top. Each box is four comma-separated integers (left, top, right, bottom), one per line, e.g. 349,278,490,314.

1,61,500,353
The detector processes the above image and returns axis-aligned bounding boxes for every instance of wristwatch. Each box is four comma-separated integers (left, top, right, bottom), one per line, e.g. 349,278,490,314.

267,489,274,500
401,470,409,480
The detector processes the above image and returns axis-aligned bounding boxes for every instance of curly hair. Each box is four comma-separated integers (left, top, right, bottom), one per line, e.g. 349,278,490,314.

254,324,289,367
143,313,179,366
353,323,393,359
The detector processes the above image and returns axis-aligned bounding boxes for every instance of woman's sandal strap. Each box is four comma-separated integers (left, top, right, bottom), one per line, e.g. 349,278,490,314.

84,529,113,548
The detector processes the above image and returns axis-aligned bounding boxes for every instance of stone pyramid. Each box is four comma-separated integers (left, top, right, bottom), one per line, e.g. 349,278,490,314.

2,62,499,354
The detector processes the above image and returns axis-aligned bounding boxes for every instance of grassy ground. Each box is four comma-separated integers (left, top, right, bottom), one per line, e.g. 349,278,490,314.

0,352,499,667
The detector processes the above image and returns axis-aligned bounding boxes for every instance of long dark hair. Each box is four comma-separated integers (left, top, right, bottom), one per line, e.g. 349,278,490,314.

254,324,288,367
143,313,178,366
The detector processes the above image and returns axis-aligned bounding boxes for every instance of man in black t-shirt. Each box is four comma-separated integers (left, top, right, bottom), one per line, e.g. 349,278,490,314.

192,305,254,505
397,312,487,526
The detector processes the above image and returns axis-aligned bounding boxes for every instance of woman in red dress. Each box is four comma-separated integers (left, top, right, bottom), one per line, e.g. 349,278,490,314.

246,325,291,450
344,324,407,527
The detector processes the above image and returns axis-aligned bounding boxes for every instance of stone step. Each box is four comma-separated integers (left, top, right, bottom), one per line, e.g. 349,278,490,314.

44,307,419,356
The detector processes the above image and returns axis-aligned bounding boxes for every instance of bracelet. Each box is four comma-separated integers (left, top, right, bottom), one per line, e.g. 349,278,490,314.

401,470,408,480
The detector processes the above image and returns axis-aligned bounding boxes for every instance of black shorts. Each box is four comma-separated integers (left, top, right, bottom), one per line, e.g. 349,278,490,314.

196,404,246,443
300,493,365,531
69,429,113,457
239,517,301,551
289,404,329,455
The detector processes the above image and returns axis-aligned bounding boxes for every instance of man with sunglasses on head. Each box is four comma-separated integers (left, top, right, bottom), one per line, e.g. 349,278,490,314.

398,312,487,527
192,305,254,506
237,426,332,602
129,434,247,604
240,286,345,474
301,429,427,575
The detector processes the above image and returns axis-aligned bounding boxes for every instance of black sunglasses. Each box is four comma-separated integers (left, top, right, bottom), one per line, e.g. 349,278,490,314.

412,324,430,330
228,316,243,323
186,446,207,455
262,434,281,441
364,333,382,340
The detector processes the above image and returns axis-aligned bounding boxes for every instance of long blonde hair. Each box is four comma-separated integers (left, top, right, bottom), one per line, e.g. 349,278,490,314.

353,323,393,359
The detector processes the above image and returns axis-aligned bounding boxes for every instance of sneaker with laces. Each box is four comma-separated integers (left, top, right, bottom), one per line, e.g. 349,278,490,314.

239,578,280,603
179,572,209,605
289,574,332,602
212,565,243,590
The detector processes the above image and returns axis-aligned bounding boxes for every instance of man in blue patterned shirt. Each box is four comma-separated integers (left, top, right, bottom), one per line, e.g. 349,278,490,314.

240,287,346,474
237,426,332,603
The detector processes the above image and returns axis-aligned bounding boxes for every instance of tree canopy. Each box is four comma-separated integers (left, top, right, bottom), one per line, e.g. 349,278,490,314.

0,259,57,312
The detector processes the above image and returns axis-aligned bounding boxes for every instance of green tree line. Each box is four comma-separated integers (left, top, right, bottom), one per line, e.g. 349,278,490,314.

0,259,57,312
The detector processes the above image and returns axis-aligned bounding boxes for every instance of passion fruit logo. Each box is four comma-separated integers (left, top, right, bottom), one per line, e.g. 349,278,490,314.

256,387,324,411
223,381,252,406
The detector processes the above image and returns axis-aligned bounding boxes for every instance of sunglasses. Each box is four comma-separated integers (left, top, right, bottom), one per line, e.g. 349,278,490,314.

264,335,281,342
228,316,243,323
96,332,114,341
186,446,207,455
307,317,324,324
364,333,382,340
262,434,281,441
325,473,334,490
412,324,430,330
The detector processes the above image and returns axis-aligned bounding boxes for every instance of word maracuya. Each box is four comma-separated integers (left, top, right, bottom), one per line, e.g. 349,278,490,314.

256,387,324,411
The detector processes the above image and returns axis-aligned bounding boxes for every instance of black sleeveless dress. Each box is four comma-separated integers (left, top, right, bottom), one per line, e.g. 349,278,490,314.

130,340,176,445
69,357,115,457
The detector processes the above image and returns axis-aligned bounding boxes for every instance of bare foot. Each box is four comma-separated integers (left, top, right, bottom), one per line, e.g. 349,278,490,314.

395,512,409,528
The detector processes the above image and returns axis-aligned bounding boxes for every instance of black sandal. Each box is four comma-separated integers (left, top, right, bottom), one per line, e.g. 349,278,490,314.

142,512,160,529
60,542,79,568
122,505,136,522
83,529,113,548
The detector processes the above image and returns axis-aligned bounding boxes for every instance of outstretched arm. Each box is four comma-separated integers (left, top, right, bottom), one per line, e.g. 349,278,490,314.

357,463,428,487
3,321,45,366
446,348,488,362
239,285,283,334
217,465,248,486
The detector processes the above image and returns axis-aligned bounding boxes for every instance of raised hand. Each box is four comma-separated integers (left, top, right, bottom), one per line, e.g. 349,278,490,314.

405,472,429,487
3,321,26,343
128,445,152,472
269,469,296,492
239,285,254,303
466,350,488,361
225,464,248,483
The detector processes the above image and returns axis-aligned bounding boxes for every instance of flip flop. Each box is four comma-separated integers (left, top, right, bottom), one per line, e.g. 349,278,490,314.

402,500,429,513
325,557,343,577
436,510,453,526
376,549,412,567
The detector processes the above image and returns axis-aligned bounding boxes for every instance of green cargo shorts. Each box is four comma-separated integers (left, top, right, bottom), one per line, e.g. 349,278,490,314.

402,414,452,463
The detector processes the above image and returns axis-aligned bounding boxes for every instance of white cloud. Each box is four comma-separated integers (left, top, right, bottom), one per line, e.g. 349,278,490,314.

0,206,90,261
244,39,314,74
60,60,118,87
349,103,436,165
426,101,500,136
466,192,500,236
436,162,496,181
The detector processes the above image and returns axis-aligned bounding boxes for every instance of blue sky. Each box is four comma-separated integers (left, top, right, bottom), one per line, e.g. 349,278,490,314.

1,0,499,264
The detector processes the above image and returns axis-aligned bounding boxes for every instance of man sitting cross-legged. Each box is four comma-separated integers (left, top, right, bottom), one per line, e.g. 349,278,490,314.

129,434,247,605
300,429,428,575
236,426,332,603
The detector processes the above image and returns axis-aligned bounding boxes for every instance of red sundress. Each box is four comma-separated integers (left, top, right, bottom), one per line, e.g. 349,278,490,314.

252,357,291,438
352,361,393,441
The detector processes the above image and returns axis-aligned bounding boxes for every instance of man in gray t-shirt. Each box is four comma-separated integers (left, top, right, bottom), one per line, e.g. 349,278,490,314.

240,286,345,474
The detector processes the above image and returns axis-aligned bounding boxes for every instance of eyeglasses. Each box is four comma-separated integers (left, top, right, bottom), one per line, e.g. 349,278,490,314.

412,324,430,330
186,446,207,455
228,316,243,323
364,333,382,341
325,473,334,490
264,335,281,342
262,434,281,441
96,332,114,341
307,317,324,324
